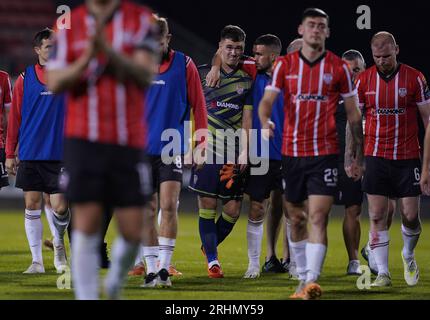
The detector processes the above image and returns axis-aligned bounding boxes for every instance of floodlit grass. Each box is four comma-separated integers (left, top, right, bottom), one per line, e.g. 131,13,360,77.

1,211,429,300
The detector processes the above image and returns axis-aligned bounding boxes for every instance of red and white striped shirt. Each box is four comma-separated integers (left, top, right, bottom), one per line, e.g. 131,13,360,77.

357,64,430,160
47,1,159,148
267,50,356,157
0,70,12,149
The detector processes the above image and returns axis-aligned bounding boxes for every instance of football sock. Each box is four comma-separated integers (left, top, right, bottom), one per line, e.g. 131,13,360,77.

105,236,139,296
289,239,307,281
24,209,43,265
286,222,295,264
134,245,145,266
305,243,327,283
143,246,159,274
247,219,264,268
52,209,70,247
199,209,218,263
159,237,175,271
401,224,421,261
369,230,390,275
71,230,101,300
44,205,56,238
216,212,238,245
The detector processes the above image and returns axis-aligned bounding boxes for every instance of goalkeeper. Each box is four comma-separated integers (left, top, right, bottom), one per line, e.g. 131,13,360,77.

188,25,253,279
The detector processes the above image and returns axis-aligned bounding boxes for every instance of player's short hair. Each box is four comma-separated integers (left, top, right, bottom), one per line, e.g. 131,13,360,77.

371,31,397,47
302,8,329,25
33,28,53,47
220,25,246,42
154,15,169,36
254,34,282,54
342,49,365,63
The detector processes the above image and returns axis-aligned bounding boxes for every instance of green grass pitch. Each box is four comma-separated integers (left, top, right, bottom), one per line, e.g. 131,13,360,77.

1,210,429,300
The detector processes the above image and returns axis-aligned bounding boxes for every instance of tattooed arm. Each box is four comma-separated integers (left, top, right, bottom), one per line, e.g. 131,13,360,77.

344,95,364,181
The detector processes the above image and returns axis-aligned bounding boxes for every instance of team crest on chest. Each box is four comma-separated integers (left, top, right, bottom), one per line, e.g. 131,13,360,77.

323,73,333,84
236,84,244,94
399,88,407,97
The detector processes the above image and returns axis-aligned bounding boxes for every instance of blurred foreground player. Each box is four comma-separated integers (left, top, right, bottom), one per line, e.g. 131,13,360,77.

47,0,159,299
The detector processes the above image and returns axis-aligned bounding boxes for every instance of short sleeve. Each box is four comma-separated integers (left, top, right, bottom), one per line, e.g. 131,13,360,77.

415,72,430,106
265,57,285,93
356,74,366,109
240,58,257,80
338,62,357,99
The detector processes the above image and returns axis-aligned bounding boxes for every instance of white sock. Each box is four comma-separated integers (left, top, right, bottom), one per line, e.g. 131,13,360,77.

24,209,43,265
105,236,139,296
143,246,159,274
44,205,56,238
401,224,421,261
289,239,308,281
71,230,101,300
208,259,220,269
247,219,264,268
159,237,175,271
52,209,70,247
305,243,327,283
369,230,389,275
157,209,162,227
134,245,145,266
286,222,295,264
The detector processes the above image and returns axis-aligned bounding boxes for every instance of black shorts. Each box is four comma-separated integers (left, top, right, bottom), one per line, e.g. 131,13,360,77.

334,161,363,208
15,160,63,194
149,155,183,192
282,155,338,204
189,163,245,202
0,148,9,188
64,138,153,208
362,156,421,198
245,160,283,202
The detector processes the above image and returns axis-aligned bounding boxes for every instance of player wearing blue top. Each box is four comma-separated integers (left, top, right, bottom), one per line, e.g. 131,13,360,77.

5,29,70,274
136,17,207,287
242,35,286,278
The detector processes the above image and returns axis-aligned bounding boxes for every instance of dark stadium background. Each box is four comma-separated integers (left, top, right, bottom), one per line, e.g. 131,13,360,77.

79,0,430,79
1,0,430,216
